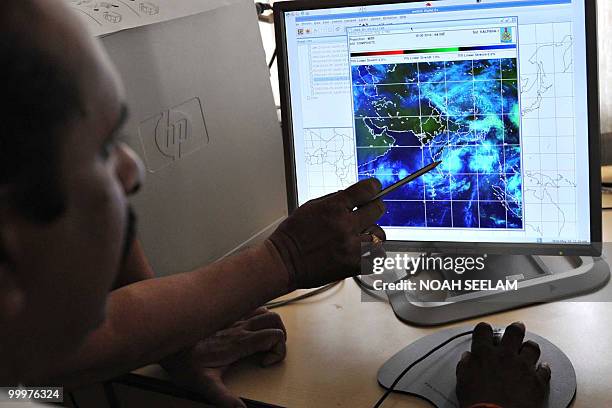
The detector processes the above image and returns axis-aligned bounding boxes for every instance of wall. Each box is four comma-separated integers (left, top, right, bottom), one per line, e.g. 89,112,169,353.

599,1,612,163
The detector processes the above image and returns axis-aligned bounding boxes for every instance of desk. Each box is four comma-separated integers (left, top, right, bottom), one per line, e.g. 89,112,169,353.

129,212,612,407
185,5,612,406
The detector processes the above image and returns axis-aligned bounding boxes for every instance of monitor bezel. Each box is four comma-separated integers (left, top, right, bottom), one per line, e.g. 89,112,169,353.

274,0,602,257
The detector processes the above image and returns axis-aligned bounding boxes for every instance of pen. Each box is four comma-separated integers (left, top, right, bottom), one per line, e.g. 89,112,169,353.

368,160,442,203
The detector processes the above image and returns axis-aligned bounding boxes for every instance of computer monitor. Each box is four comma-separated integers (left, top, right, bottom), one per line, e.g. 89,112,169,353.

274,0,601,256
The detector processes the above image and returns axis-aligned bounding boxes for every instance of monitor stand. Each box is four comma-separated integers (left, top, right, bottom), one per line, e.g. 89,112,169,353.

377,254,609,326
377,326,576,408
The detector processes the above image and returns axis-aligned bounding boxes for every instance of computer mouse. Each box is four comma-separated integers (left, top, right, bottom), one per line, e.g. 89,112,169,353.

492,328,504,345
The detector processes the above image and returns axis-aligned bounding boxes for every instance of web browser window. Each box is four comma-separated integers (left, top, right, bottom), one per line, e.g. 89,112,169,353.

282,0,591,245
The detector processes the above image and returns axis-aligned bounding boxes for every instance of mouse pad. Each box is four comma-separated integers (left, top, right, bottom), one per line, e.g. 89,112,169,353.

378,326,576,408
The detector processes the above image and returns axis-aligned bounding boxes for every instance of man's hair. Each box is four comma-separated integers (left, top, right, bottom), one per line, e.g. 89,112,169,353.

1,0,83,222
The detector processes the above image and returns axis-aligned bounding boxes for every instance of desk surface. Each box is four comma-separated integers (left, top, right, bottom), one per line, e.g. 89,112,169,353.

137,211,612,408
210,11,612,406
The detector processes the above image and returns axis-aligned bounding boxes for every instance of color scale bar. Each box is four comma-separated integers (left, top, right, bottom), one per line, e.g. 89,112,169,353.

350,44,516,57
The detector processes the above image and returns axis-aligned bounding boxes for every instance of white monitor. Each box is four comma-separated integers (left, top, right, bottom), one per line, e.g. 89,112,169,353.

275,0,601,255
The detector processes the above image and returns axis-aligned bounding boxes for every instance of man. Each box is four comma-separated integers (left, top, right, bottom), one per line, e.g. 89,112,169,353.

0,0,385,401
0,1,550,407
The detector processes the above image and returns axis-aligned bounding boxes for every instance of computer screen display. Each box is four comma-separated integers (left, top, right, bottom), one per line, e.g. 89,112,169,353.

276,0,600,249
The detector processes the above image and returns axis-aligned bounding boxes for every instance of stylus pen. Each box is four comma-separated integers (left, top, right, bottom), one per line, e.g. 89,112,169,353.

368,160,442,203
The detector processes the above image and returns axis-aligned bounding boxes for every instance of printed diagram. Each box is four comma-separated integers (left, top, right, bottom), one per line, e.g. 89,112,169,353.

303,128,357,198
139,1,159,15
104,11,121,23
518,22,577,238
67,0,160,26
523,172,575,237
520,34,573,117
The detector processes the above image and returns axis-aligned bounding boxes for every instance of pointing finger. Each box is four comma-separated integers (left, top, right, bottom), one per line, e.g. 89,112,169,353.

352,200,385,232
339,178,382,209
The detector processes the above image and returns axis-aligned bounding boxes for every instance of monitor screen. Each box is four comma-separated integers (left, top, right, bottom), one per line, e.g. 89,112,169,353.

276,0,600,250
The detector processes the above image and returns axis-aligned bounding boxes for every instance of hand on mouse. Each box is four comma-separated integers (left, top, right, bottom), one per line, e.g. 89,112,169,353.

268,178,386,290
456,322,552,408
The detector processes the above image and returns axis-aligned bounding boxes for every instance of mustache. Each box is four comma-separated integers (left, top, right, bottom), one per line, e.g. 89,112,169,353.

120,206,137,266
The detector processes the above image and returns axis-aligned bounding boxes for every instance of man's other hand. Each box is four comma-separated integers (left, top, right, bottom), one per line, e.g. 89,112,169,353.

268,178,386,289
456,322,552,408
161,307,286,408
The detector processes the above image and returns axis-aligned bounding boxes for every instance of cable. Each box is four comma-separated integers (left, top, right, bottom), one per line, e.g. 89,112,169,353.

353,270,413,302
268,48,277,69
255,1,276,69
353,275,377,290
266,272,401,309
257,0,276,70
255,2,272,15
353,276,388,302
372,330,474,408
264,281,340,309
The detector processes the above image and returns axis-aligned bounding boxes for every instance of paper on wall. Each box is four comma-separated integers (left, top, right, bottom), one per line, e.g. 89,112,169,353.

65,0,238,37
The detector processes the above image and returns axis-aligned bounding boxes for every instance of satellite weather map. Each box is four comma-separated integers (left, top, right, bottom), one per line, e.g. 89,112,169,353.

353,58,523,229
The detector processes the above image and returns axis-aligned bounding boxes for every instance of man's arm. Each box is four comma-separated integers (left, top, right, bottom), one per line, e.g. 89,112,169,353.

44,179,384,387
60,241,288,408
51,239,288,387
111,240,155,288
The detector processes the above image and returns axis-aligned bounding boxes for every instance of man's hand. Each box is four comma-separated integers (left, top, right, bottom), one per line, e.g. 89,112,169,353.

161,307,286,408
456,322,552,408
268,178,386,289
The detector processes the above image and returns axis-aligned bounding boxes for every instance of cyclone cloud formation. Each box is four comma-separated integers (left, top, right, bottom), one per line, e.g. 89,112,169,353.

353,58,522,229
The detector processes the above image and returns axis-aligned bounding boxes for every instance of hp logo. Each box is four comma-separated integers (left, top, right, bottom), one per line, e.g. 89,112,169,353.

139,97,209,172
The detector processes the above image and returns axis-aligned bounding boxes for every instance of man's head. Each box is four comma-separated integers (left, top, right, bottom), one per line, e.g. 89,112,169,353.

0,0,143,382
